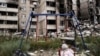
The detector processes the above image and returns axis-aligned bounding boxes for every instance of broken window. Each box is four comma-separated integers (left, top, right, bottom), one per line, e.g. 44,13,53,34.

96,0,100,6
47,29,57,32
97,15,100,24
60,21,64,25
32,8,34,11
8,29,17,32
31,22,36,25
47,20,56,25
47,10,56,14
59,4,66,14
8,12,17,16
0,20,4,24
0,11,6,16
7,21,17,24
77,0,80,7
0,3,7,7
31,29,36,32
7,3,18,8
46,1,56,7
67,0,73,10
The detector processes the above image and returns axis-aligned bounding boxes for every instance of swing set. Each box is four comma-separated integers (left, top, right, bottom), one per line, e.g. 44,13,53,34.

14,10,87,56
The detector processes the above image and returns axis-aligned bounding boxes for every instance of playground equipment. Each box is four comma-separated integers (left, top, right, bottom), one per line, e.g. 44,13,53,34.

14,10,87,56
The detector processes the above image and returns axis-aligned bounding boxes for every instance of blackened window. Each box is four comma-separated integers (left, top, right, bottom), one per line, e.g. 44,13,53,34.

60,21,64,25
32,8,34,11
47,10,56,14
8,12,17,16
7,21,17,24
96,0,100,6
47,20,56,25
59,4,66,14
9,29,16,32
97,16,100,24
32,15,35,18
31,22,36,25
46,1,55,7
0,11,6,16
60,4,64,8
47,29,57,32
0,20,4,24
77,0,80,7
0,3,7,7
7,3,18,8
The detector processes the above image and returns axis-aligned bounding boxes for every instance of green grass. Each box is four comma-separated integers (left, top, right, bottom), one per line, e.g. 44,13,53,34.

0,36,62,56
76,36,100,56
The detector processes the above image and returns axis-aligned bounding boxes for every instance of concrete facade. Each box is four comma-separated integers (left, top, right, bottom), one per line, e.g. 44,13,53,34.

0,0,18,35
0,0,38,36
2,0,99,37
18,0,37,32
38,0,59,36
37,0,78,36
79,0,100,24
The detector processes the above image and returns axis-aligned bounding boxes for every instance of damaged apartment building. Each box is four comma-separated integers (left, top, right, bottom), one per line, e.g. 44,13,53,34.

77,0,100,24
37,0,78,36
0,0,99,36
0,0,78,36
0,0,38,36
0,0,18,35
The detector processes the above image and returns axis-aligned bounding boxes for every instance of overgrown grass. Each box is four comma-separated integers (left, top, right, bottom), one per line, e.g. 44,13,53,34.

29,38,62,51
0,40,30,56
0,36,62,56
76,36,100,56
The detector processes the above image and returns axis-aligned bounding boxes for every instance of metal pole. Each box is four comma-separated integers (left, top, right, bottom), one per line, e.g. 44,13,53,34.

56,15,58,37
36,16,38,41
26,15,32,40
71,10,86,50
45,15,47,41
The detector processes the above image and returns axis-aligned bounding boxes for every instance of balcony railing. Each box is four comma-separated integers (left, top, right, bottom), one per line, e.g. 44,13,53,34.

47,25,56,29
0,7,18,12
7,0,18,4
0,16,18,21
0,24,17,29
46,7,55,11
7,8,18,12
47,16,56,20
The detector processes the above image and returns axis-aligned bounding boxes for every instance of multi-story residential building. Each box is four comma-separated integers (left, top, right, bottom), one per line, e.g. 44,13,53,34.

1,0,92,37
0,0,18,35
18,0,37,33
38,0,60,36
37,0,77,36
0,0,38,36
